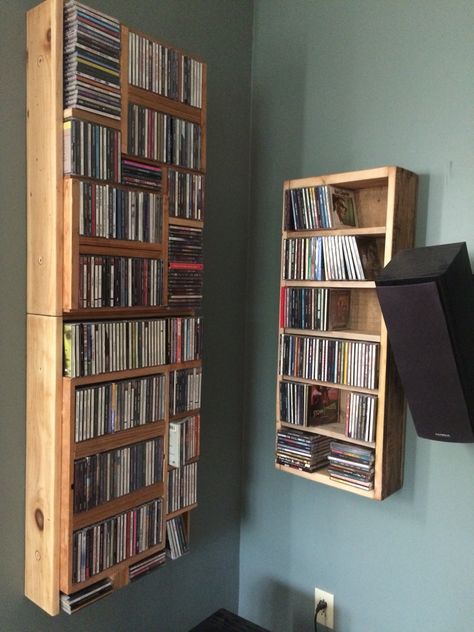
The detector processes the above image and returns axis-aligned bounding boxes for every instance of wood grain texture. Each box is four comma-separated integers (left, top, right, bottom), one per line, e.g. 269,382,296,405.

63,177,79,311
63,107,121,130
25,314,63,615
377,167,418,499
27,0,63,317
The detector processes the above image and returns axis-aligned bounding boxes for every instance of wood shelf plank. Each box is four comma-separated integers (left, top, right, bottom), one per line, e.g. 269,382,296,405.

284,166,391,191
281,327,381,342
122,152,205,177
169,408,200,422
63,107,121,130
281,280,376,289
278,420,376,448
65,359,201,386
168,217,204,229
279,374,378,396
74,421,166,459
283,226,386,238
62,306,197,320
275,463,376,499
62,541,165,594
72,483,164,531
79,237,164,256
166,503,198,520
128,84,203,124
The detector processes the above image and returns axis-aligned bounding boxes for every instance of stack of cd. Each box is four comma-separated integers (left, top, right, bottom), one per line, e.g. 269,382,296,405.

328,441,375,490
64,0,121,119
276,427,330,472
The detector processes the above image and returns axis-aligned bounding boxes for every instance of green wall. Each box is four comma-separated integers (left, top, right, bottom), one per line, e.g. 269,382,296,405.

239,1,474,631
0,1,252,630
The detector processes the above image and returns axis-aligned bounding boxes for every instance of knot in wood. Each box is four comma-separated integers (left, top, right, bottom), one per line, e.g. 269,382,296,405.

35,508,44,531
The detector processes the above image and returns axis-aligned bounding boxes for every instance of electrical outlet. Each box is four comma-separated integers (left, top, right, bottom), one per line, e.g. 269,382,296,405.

315,588,334,630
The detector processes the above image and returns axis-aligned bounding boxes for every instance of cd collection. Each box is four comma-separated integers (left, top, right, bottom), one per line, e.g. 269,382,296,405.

73,437,164,512
63,316,202,378
169,415,200,468
168,169,204,220
64,0,121,119
78,254,164,308
170,367,202,416
166,516,189,560
78,181,163,243
167,463,197,513
276,427,331,473
128,103,202,170
72,498,163,583
74,373,166,442
279,333,378,390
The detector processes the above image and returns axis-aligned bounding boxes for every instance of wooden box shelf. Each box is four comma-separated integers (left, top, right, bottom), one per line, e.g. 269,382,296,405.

276,166,417,501
26,0,205,615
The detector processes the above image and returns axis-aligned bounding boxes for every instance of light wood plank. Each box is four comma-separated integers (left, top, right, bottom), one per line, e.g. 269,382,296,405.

282,226,386,239
63,541,165,594
281,280,376,289
63,305,196,320
79,238,163,255
279,374,378,396
168,217,204,229
60,371,74,593
25,314,63,615
376,167,417,499
73,483,164,531
279,420,375,448
166,503,198,520
65,366,170,387
275,464,375,499
63,107,121,130
128,85,202,125
74,421,166,459
285,166,390,191
120,25,129,154
63,177,79,311
27,0,63,317
282,327,380,342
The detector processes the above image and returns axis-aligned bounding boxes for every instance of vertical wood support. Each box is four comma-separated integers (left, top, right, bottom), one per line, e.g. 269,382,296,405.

25,315,63,615
379,168,418,498
63,178,79,311
120,26,129,154
26,0,63,615
27,0,64,316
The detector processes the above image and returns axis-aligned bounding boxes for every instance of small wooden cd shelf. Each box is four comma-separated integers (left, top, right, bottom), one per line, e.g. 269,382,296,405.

276,166,417,500
26,0,205,615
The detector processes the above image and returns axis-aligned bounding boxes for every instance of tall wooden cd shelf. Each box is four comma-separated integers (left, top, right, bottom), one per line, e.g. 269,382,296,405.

276,167,417,500
26,0,205,615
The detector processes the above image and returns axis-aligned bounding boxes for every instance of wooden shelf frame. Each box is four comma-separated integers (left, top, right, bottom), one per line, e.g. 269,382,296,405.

63,176,169,312
277,166,417,501
26,0,206,614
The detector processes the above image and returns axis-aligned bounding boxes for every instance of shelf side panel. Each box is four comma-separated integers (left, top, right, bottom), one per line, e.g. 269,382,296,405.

27,0,64,317
25,314,63,615
377,167,417,498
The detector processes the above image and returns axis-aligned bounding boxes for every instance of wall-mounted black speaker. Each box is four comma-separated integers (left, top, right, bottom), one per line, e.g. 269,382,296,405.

375,242,474,442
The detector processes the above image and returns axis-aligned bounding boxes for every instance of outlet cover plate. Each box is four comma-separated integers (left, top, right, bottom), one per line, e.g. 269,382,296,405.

315,587,334,630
